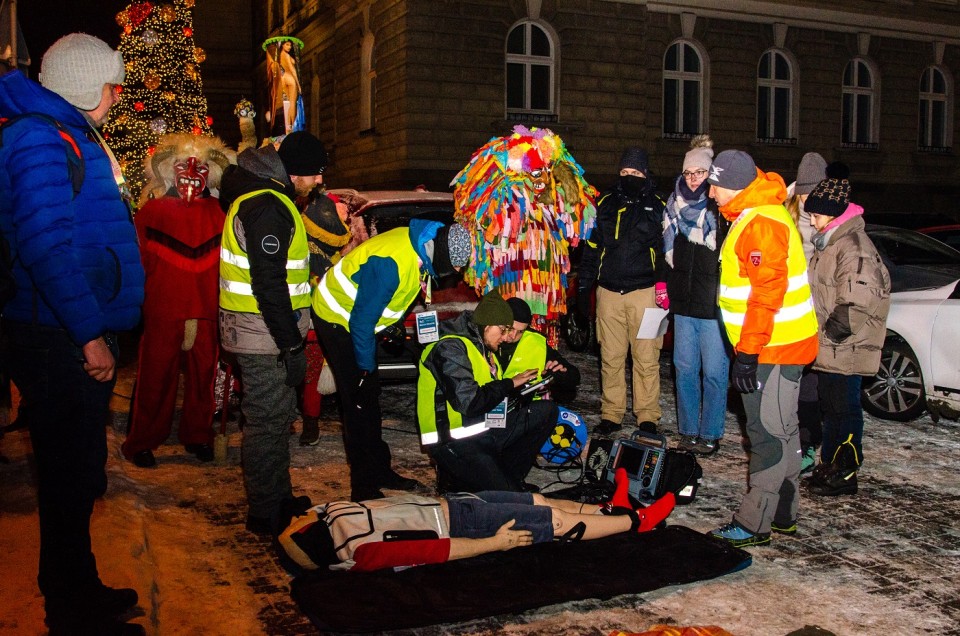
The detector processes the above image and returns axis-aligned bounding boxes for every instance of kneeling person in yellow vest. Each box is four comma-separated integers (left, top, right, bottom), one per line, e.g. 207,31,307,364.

312,220,473,501
219,131,327,536
418,291,558,493
704,150,819,548
496,297,581,394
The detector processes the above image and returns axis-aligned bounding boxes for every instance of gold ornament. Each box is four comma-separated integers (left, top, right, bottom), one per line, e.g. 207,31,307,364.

115,11,130,26
185,62,197,81
163,91,176,101
144,73,161,90
194,47,206,63
115,114,129,125
184,0,195,7
161,4,176,22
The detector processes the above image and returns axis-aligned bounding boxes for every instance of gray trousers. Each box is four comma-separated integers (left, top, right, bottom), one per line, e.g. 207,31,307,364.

734,363,804,534
236,352,297,519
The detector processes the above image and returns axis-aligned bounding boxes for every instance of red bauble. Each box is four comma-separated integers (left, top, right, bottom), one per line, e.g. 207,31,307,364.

205,115,213,126
134,101,145,111
191,125,202,135
183,27,193,37
128,2,154,28
147,146,156,155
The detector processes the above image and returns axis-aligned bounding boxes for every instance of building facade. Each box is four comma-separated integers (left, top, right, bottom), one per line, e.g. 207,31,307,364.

257,0,960,217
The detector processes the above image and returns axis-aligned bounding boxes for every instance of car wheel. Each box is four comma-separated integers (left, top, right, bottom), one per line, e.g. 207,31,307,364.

861,339,927,422
562,313,594,353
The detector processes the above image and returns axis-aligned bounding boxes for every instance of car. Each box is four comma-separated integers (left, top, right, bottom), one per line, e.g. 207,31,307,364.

864,212,956,231
328,188,479,381
916,224,960,252
860,224,960,422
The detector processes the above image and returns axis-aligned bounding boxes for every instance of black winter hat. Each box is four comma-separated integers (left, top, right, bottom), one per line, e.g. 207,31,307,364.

618,147,649,174
805,162,851,218
507,297,532,325
278,131,329,176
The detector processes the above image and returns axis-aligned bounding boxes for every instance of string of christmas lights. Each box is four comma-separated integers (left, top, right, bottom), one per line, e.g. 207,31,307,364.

103,0,212,204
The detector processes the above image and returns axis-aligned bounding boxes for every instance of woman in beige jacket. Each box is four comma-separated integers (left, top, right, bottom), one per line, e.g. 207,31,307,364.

805,164,890,496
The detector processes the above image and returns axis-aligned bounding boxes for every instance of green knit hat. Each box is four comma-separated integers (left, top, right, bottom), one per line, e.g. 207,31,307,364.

472,291,513,327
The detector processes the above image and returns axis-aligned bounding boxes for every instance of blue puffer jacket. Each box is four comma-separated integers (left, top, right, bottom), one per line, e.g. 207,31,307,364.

0,71,144,345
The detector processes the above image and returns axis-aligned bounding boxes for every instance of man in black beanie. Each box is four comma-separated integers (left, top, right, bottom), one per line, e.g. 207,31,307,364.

576,146,668,436
496,297,581,394
417,291,558,493
218,130,328,535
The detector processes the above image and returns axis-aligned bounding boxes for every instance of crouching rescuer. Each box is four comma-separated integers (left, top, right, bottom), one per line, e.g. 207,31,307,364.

417,291,558,493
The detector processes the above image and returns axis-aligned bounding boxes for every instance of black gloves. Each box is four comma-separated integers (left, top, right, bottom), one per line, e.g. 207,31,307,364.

278,341,307,387
574,291,591,322
355,370,381,409
824,305,853,342
379,322,407,355
731,352,759,394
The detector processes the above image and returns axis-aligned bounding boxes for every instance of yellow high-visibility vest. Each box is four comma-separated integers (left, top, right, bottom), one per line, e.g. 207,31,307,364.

219,189,310,313
417,335,502,445
718,204,818,348
311,227,421,333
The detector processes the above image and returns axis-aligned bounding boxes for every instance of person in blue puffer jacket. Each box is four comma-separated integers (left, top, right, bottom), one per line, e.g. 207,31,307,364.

0,34,145,636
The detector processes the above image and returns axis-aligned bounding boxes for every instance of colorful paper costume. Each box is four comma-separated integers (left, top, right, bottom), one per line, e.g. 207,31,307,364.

122,133,234,462
451,126,597,345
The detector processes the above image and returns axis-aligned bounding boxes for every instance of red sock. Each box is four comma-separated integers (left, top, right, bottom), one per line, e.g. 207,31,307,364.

610,467,633,510
636,492,676,533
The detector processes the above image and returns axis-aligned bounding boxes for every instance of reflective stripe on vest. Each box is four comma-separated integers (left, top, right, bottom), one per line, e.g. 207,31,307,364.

417,335,500,445
311,227,421,332
219,189,310,312
718,204,819,347
503,330,547,384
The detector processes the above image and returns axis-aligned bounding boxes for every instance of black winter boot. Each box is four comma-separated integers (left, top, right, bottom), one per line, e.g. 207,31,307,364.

299,416,320,446
807,435,859,496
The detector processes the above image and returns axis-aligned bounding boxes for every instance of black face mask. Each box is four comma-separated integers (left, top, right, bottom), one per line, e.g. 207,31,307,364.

619,174,647,198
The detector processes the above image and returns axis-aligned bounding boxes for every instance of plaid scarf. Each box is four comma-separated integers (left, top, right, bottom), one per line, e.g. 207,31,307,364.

662,177,717,268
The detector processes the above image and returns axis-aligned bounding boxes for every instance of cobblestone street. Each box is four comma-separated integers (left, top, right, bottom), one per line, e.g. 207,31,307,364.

1,343,959,635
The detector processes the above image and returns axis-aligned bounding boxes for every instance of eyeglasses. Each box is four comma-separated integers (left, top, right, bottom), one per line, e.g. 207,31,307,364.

499,325,515,334
682,169,708,180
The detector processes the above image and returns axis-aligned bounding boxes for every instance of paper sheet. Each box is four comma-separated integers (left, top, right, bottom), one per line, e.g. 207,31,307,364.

636,307,670,339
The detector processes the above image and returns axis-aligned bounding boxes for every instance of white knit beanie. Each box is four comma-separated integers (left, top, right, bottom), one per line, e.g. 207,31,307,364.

40,34,125,111
683,134,714,172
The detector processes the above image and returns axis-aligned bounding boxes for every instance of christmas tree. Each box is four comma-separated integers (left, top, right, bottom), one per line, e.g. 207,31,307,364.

104,0,212,203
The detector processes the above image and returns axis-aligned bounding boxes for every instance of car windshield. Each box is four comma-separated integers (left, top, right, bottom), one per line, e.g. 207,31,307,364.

866,226,960,266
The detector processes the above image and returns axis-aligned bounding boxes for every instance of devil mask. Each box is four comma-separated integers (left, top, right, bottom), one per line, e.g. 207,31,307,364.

174,157,209,203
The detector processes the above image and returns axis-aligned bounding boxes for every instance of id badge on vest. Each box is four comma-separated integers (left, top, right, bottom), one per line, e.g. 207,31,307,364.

415,310,439,344
485,398,508,428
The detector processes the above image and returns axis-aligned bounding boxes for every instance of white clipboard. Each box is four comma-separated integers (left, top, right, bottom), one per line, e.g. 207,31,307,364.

636,307,670,339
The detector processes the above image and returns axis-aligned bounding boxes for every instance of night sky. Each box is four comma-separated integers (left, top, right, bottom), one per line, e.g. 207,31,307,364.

17,0,127,76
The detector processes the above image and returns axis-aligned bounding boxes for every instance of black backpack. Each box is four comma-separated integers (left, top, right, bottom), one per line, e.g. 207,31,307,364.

0,113,85,308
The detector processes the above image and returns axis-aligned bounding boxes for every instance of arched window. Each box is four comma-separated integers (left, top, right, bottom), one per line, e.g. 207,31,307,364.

919,66,952,150
663,40,707,136
360,31,375,131
505,20,557,119
842,57,879,147
757,49,797,143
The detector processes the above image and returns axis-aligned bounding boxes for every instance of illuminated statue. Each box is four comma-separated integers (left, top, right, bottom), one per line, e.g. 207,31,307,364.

264,36,304,136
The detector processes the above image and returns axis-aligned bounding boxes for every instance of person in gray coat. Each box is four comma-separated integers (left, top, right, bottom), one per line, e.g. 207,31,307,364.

804,163,890,497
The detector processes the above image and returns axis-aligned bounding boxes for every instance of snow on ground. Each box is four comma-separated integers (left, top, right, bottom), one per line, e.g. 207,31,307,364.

1,342,959,635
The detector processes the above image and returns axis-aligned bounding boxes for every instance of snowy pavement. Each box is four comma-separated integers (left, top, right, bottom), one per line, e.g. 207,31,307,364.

1,341,959,635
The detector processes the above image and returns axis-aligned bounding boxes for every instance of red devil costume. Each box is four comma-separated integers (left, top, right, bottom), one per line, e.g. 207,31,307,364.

122,133,233,467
